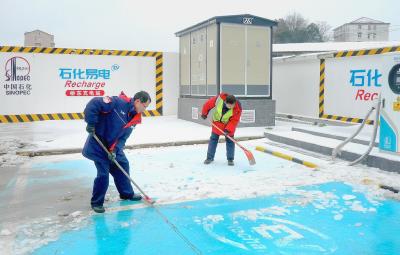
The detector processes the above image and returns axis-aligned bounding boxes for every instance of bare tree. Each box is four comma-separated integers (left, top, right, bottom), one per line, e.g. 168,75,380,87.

316,21,332,41
273,12,332,43
285,12,308,32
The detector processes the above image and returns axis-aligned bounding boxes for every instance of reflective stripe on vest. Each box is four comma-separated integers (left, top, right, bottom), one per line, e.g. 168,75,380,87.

212,96,233,124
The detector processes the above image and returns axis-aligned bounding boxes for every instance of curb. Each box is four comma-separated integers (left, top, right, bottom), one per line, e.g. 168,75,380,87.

264,132,400,174
17,136,265,157
291,127,378,147
255,145,318,169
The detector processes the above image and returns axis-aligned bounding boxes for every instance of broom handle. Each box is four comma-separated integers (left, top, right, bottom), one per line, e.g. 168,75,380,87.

93,134,202,254
92,133,153,203
210,122,247,151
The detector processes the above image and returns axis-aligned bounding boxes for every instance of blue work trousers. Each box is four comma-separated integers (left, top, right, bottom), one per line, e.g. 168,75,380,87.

206,132,235,161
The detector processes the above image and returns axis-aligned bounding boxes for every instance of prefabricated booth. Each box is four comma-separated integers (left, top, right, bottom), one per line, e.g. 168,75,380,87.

175,14,277,126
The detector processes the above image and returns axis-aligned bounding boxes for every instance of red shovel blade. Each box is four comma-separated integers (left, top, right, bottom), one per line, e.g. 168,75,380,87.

244,149,256,165
144,196,156,205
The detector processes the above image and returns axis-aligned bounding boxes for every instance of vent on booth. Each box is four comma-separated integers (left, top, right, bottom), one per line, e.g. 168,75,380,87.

240,110,255,123
192,107,199,119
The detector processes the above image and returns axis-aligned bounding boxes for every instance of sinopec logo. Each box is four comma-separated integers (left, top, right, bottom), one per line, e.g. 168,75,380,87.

5,57,31,81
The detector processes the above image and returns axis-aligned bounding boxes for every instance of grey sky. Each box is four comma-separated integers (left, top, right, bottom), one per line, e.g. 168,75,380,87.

1,0,399,52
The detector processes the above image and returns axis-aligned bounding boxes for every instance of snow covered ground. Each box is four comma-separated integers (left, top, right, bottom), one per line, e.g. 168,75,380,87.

1,116,400,254
0,116,265,167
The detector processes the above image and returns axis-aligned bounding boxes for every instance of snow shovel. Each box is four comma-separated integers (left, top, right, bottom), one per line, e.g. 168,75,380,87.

210,122,256,165
92,133,155,204
93,134,203,255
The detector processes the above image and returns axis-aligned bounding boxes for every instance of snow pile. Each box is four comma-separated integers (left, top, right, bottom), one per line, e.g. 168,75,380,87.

0,211,91,255
0,136,32,167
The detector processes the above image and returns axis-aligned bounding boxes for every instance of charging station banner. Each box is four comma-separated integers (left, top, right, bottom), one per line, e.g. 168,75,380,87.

0,47,162,121
323,54,384,121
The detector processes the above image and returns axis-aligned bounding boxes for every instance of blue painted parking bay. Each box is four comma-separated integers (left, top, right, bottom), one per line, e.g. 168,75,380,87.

33,182,400,255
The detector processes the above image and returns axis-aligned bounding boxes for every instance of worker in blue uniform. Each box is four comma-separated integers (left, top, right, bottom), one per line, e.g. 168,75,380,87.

83,91,151,213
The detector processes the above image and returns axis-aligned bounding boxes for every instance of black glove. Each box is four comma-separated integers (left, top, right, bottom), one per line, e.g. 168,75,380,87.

108,152,116,161
223,129,230,137
86,124,95,135
201,114,207,120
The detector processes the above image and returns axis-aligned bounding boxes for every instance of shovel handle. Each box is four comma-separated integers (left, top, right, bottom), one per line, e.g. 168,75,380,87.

210,122,247,151
92,133,155,205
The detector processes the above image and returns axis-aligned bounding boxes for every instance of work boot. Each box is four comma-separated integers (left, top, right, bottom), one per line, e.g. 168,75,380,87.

204,159,214,164
129,194,143,201
91,205,105,213
228,160,234,166
120,194,143,201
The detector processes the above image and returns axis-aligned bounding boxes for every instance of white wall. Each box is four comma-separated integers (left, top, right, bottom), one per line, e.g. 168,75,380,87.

272,56,320,118
24,31,55,47
336,24,389,42
162,52,179,115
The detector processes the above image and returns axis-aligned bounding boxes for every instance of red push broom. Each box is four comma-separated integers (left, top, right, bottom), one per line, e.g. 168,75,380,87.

211,122,256,165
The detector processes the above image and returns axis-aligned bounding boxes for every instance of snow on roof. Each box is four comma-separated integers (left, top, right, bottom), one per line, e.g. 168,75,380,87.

350,17,388,24
175,14,277,37
333,17,390,31
24,29,53,36
273,41,400,53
